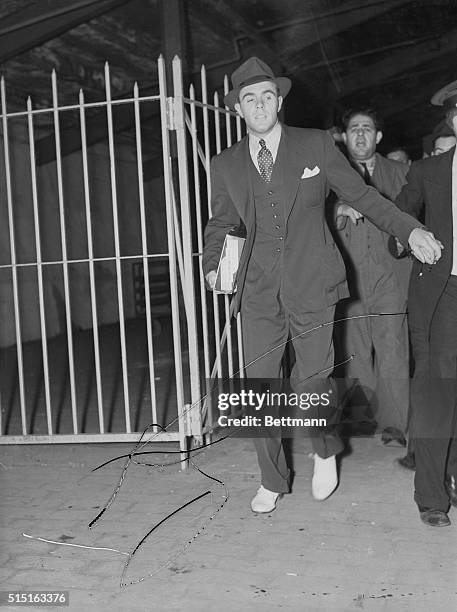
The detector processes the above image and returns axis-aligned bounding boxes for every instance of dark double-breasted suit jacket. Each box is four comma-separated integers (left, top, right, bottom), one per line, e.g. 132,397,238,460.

203,125,421,317
395,147,455,369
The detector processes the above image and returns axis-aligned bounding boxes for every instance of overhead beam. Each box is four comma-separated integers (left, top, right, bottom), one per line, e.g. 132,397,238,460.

33,0,185,167
192,0,339,122
192,0,417,120
285,0,414,73
159,0,188,79
194,0,275,58
0,0,131,63
193,0,279,68
159,0,188,158
337,28,457,98
195,0,414,65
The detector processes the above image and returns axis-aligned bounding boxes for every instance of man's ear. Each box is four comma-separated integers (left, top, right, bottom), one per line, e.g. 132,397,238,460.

452,114,457,135
376,130,383,145
277,96,283,113
342,132,348,145
234,102,243,118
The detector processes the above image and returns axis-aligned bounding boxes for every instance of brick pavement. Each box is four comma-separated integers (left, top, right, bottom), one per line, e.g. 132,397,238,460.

1,436,456,611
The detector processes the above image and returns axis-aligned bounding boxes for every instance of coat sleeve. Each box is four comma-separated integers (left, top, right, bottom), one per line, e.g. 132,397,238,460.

322,133,421,246
202,155,242,276
393,161,425,220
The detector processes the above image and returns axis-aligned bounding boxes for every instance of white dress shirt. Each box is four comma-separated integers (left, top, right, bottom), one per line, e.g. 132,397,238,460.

248,122,282,174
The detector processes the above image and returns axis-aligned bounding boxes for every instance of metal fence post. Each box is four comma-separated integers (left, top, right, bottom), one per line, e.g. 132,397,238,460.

171,55,202,441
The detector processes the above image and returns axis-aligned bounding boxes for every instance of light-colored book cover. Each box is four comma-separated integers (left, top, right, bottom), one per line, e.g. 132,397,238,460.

214,234,245,294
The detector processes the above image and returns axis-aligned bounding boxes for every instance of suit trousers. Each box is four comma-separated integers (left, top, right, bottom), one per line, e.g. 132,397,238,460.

335,270,409,433
241,272,343,494
413,275,457,511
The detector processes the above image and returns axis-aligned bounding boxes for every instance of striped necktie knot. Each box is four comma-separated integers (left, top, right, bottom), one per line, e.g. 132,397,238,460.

360,162,372,185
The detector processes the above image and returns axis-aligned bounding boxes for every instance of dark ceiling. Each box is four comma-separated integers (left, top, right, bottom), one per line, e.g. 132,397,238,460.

1,0,457,159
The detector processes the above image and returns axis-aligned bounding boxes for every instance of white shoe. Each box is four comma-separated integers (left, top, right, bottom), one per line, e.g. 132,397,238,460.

312,454,338,500
251,485,280,513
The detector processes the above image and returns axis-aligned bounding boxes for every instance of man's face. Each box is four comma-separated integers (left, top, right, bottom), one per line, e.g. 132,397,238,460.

342,113,382,161
432,135,456,156
235,81,283,137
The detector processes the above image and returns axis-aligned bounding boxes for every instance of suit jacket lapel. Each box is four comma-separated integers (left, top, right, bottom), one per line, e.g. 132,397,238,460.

433,146,453,197
426,148,452,216
431,148,453,253
281,126,311,221
229,137,255,226
228,126,317,225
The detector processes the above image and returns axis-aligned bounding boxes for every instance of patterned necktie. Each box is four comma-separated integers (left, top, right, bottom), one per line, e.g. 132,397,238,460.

360,162,372,185
258,139,274,183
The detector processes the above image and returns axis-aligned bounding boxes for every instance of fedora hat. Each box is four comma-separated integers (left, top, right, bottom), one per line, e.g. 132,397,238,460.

223,57,291,110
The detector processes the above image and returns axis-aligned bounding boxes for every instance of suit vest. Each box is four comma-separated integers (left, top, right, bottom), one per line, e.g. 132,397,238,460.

249,142,287,272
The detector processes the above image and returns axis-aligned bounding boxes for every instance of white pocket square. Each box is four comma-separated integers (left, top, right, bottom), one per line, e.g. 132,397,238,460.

301,166,320,178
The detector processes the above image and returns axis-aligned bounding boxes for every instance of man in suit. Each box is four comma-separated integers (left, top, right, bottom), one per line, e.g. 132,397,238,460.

398,119,457,472
202,57,442,514
394,81,457,526
333,108,412,446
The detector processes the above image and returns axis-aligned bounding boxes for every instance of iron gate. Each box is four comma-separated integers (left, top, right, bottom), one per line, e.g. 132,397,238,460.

0,55,244,449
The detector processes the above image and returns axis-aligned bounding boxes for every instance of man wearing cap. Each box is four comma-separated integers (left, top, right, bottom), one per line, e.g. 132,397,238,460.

393,81,457,526
202,57,442,514
332,108,412,447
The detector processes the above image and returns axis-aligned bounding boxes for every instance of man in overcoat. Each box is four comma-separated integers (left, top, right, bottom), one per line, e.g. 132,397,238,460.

333,108,411,444
202,57,442,513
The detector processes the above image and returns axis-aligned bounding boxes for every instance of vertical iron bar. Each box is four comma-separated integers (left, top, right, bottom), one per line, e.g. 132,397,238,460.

189,84,212,431
172,55,202,433
104,62,131,432
79,88,104,432
133,82,158,428
234,105,244,377
26,96,52,434
1,77,27,434
236,312,245,378
158,55,187,463
236,114,242,141
171,181,185,283
51,69,78,433
214,91,233,378
201,65,222,378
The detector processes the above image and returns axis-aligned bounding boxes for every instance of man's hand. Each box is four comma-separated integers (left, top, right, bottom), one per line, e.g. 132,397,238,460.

408,228,444,264
205,270,217,290
336,203,364,225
